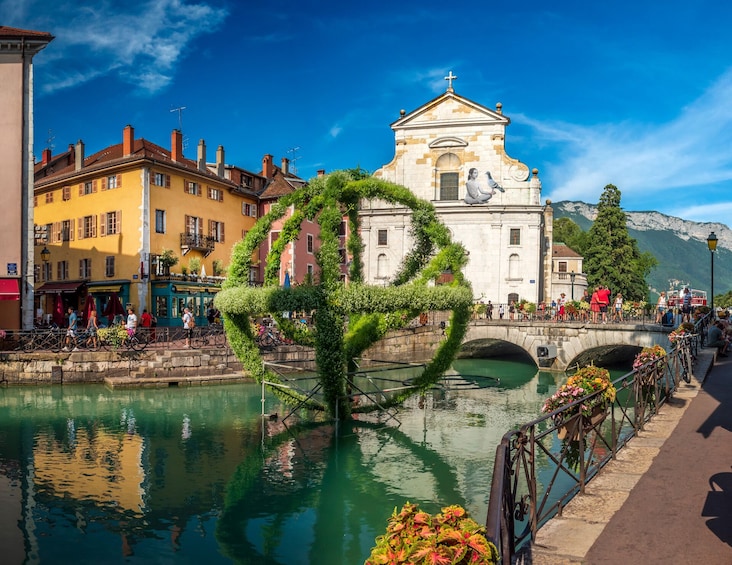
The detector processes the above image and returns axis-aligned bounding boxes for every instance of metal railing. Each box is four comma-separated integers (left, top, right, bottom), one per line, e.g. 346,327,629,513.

485,313,713,562
3,325,228,353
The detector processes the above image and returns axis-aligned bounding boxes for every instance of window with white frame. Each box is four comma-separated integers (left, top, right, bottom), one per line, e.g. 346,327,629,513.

209,220,225,242
79,258,92,279
57,260,68,281
185,180,201,195
155,209,166,234
61,219,72,241
153,172,170,187
106,175,120,189
81,215,96,239
103,211,120,235
307,234,314,253
83,181,93,195
42,262,52,282
208,187,223,202
105,256,115,277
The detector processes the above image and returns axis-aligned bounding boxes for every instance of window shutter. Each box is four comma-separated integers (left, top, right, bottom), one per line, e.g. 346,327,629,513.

165,174,171,188
78,217,83,240
198,184,202,197
117,174,122,188
219,190,224,202
52,222,59,243
117,210,122,233
79,259,83,278
208,219,213,237
79,183,84,196
69,219,75,241
220,222,225,243
207,187,212,199
183,180,189,194
92,215,97,238
101,177,107,191
93,180,98,192
100,214,106,237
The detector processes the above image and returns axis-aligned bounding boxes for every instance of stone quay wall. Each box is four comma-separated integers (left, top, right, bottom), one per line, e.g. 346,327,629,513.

0,325,445,385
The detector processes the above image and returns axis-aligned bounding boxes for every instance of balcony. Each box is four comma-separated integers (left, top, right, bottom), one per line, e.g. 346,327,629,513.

180,233,216,257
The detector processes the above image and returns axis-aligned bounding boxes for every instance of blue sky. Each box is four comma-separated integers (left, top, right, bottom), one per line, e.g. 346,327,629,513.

4,0,732,226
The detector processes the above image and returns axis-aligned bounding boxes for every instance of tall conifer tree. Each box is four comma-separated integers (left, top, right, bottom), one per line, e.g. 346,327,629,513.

584,184,655,301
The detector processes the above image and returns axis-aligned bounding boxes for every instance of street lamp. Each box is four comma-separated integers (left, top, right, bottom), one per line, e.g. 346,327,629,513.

570,271,576,300
40,246,50,264
707,232,718,316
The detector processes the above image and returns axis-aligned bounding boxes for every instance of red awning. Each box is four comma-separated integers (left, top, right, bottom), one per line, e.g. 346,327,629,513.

36,281,84,294
0,279,19,301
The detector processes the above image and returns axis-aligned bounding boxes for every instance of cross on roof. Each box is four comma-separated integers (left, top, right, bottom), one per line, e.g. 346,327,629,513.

444,71,458,91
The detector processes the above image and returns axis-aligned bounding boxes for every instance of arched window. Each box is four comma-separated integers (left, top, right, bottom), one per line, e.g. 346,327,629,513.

507,292,519,304
377,253,388,279
435,153,461,200
509,253,520,279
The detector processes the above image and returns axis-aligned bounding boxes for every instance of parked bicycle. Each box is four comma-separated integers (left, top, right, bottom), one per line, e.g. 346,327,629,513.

17,326,63,352
192,326,226,348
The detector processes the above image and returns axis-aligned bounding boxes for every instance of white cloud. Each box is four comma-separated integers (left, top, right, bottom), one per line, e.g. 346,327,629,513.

518,68,732,223
25,0,228,95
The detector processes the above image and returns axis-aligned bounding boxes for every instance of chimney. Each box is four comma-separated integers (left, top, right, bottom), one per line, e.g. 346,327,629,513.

216,145,225,177
171,129,183,162
197,139,206,172
317,169,325,177
262,154,274,179
123,125,134,156
75,140,84,172
42,148,51,165
67,143,75,167
281,157,289,175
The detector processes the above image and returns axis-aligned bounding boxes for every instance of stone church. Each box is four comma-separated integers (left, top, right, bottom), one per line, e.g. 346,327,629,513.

362,74,554,306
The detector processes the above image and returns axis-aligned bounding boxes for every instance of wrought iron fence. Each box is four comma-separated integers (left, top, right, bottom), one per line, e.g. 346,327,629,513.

484,313,712,563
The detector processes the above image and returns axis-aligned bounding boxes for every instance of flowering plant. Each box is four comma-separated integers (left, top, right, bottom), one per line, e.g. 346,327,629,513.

632,345,667,370
0,329,6,339
365,502,499,565
668,322,695,344
541,365,615,418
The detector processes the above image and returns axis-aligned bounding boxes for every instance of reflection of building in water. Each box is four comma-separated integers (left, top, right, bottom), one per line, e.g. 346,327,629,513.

33,429,146,514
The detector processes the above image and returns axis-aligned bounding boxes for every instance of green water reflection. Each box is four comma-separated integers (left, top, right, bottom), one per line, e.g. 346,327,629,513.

0,359,570,564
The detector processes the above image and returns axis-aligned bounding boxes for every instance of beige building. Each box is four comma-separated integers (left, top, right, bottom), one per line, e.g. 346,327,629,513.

366,76,554,305
0,26,53,330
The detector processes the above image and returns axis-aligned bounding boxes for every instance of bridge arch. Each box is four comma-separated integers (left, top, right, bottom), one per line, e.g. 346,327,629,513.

459,321,671,371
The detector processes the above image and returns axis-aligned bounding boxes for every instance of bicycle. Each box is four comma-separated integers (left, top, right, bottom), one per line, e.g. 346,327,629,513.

193,326,225,348
19,326,63,352
122,329,149,351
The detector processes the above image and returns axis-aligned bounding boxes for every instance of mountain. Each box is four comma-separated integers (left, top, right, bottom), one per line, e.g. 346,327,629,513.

552,201,732,298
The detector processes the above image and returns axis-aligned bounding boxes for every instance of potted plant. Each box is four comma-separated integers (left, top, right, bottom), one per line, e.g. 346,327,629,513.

365,502,499,565
632,345,667,386
188,257,201,276
669,322,695,344
158,248,178,276
541,365,616,441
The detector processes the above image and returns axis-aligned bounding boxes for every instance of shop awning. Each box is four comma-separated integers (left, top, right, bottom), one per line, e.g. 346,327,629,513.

88,285,122,294
0,279,20,300
171,285,220,293
36,281,85,294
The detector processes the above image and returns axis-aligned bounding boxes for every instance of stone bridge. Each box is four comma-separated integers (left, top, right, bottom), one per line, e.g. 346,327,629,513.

458,319,672,371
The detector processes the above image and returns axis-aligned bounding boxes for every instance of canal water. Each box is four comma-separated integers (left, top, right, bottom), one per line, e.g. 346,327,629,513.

0,359,614,564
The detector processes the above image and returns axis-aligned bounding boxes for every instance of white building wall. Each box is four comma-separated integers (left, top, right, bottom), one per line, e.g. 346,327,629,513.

362,88,550,305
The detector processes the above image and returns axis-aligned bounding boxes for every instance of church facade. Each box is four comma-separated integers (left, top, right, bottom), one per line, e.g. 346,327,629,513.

363,76,554,306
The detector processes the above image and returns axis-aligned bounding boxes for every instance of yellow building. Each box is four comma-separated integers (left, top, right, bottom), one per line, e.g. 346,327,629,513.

33,125,261,326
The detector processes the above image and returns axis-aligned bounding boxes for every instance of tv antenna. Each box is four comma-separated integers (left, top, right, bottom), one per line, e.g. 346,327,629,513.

170,106,186,131
46,129,55,152
287,146,301,174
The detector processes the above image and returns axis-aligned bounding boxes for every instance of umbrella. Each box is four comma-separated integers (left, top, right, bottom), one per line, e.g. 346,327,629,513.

82,294,95,325
103,292,125,324
52,294,65,327
200,264,207,278
284,271,291,288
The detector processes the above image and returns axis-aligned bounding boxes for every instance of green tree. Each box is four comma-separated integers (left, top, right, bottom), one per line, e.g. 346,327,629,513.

583,184,657,301
553,217,589,254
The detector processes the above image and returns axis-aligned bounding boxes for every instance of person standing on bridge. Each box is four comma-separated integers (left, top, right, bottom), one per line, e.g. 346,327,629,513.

655,291,667,324
614,292,624,322
590,287,601,323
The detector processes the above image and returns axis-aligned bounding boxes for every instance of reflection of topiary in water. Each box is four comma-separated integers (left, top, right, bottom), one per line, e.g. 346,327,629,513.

215,170,472,419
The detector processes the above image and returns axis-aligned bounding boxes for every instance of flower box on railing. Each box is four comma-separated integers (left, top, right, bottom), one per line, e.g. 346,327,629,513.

556,404,607,441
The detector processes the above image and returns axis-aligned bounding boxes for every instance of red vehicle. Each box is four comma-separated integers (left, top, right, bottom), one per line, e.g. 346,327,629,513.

666,288,707,308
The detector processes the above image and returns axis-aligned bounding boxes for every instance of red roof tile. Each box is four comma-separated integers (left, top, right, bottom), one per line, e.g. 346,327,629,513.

0,26,54,40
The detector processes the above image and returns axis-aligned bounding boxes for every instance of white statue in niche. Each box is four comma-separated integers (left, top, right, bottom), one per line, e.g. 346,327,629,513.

464,168,504,204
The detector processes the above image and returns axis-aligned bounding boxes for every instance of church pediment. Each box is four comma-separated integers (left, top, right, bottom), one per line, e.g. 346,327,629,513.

429,136,468,149
391,91,510,130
